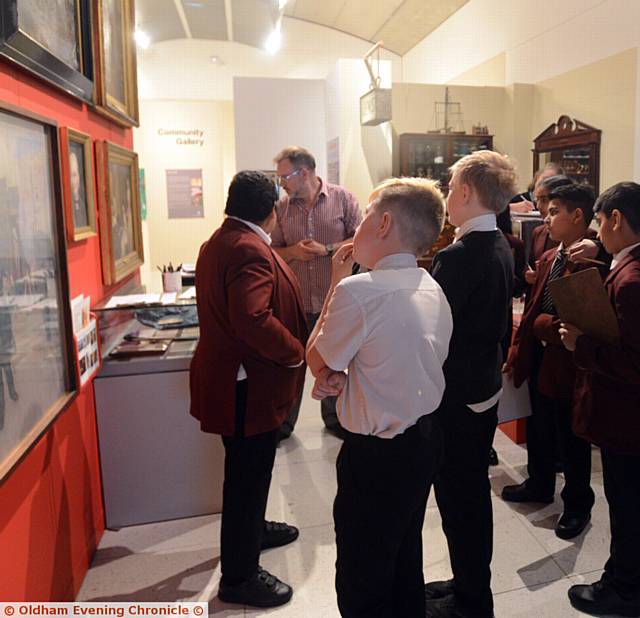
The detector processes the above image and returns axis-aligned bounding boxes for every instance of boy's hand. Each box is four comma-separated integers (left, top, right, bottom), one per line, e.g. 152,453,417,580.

559,322,583,351
331,243,355,285
312,369,347,400
566,239,598,263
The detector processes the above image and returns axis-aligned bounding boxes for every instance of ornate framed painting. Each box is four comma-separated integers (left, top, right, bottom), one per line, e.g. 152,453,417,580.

0,0,93,101
95,141,143,285
60,127,97,242
0,102,77,481
92,0,139,127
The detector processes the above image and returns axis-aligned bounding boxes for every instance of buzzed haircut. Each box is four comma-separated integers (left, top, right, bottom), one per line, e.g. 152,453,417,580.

274,146,316,171
594,181,640,233
450,150,517,214
548,183,596,226
373,178,445,256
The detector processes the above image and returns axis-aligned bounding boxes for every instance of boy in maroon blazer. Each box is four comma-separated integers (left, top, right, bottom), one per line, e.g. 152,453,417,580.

560,182,640,617
190,171,307,608
503,184,609,540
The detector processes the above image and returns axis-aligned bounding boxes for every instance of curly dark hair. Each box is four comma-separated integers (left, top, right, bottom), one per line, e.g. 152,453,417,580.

225,170,278,223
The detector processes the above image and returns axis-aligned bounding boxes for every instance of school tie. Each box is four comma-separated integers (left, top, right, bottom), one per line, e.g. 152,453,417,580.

540,250,568,315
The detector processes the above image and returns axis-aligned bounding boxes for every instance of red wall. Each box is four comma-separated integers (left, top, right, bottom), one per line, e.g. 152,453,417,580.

0,57,137,600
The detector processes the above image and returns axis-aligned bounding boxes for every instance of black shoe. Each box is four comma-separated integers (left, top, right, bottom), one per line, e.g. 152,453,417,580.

218,567,293,608
488,447,498,466
568,580,640,617
425,579,455,600
277,427,292,444
425,593,493,618
261,520,299,550
325,424,348,440
501,482,553,504
555,511,591,540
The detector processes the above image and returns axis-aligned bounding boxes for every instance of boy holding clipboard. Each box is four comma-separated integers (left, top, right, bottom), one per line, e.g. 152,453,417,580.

503,184,609,540
560,182,640,617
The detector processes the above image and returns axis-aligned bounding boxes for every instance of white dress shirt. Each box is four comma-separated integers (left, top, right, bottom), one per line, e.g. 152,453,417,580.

611,242,640,270
314,253,453,438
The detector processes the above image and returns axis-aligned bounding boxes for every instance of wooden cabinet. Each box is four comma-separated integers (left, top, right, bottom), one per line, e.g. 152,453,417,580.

398,133,493,266
399,132,493,191
533,115,601,194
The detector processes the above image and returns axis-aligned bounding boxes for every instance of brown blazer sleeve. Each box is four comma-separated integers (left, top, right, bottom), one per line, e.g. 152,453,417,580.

574,279,640,384
226,243,304,367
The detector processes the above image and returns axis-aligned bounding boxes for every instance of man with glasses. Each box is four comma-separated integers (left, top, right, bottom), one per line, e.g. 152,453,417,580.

271,146,361,440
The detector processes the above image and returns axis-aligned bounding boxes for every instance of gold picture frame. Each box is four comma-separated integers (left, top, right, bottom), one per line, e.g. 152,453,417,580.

60,127,97,242
92,0,139,127
96,141,144,285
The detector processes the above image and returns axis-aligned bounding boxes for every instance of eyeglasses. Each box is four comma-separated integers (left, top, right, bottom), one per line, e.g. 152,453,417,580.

277,168,302,184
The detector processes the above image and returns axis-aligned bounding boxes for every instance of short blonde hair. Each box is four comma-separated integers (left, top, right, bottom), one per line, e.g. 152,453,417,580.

371,177,445,255
450,150,517,214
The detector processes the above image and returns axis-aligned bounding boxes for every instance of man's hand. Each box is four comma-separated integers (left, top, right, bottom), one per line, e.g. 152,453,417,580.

559,322,583,351
311,370,347,400
288,239,324,262
566,239,599,263
509,199,535,214
331,243,355,286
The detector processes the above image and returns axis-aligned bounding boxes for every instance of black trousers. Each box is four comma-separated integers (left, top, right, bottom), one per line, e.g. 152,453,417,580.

334,415,443,618
283,312,339,434
434,401,498,617
526,391,594,513
220,380,279,583
601,448,640,601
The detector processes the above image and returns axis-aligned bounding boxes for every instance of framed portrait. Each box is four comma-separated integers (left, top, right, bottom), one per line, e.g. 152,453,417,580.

92,0,139,127
60,127,97,242
0,102,77,481
95,141,144,285
0,0,93,101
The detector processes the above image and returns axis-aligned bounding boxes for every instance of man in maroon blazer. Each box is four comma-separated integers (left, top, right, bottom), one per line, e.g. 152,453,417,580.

503,184,609,540
189,171,307,608
560,182,640,617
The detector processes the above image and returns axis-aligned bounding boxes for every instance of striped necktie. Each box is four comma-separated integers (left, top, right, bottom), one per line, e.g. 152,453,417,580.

540,250,568,314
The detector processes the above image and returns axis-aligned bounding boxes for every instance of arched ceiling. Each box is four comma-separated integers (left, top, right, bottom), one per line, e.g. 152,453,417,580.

135,0,469,56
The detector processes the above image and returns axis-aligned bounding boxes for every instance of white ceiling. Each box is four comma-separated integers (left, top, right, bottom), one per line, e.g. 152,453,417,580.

135,0,470,56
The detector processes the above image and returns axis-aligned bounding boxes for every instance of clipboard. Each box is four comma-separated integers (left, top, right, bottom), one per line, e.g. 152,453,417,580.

548,267,619,345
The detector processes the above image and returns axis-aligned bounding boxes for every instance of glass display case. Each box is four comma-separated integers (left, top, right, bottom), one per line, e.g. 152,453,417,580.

399,132,493,266
533,115,601,194
399,132,493,191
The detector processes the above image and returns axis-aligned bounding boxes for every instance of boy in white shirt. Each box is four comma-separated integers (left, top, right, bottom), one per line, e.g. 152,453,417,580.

306,178,453,617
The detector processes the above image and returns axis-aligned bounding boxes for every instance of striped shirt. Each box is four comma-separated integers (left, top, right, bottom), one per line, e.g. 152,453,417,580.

271,178,361,313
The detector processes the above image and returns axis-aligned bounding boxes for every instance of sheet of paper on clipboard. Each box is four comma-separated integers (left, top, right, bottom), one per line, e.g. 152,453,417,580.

548,267,619,345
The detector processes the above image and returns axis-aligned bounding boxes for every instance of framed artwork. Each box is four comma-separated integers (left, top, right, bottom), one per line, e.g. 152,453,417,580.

60,127,97,242
0,0,93,101
92,0,139,127
95,141,144,285
0,102,77,481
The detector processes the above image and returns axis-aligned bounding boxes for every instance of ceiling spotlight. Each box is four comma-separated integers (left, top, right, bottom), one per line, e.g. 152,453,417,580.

134,30,150,49
265,28,281,54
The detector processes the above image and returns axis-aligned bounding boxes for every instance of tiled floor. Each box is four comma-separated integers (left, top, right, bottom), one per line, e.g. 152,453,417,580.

78,374,611,616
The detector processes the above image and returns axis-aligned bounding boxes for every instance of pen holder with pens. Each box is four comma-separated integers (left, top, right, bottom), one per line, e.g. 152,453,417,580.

162,270,182,292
